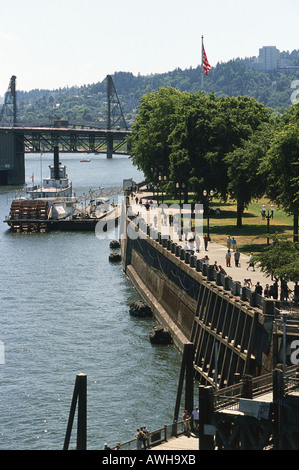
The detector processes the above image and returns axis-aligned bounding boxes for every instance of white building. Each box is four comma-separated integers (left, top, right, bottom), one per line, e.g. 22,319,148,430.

257,46,280,71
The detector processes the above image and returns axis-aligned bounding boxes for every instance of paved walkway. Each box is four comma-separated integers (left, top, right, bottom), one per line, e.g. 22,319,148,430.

129,191,273,293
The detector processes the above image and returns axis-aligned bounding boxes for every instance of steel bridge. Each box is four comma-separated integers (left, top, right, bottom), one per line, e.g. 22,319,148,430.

0,75,131,185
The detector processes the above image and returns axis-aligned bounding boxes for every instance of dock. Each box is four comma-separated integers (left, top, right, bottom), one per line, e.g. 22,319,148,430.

150,434,199,450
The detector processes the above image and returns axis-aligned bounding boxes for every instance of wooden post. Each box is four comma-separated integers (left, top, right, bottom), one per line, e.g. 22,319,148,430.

63,373,87,450
77,373,87,450
241,374,253,399
273,367,284,450
185,343,194,415
173,342,194,422
198,385,214,450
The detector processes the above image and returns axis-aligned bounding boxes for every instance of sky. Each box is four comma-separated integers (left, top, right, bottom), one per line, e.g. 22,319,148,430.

0,0,298,93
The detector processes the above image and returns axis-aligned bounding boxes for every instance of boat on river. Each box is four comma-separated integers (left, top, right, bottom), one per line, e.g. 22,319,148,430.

4,147,119,233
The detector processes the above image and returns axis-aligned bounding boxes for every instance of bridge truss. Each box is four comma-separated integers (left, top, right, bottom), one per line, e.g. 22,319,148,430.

0,74,131,158
12,126,131,157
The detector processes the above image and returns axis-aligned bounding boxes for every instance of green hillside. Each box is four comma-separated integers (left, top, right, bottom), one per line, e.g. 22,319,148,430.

9,51,299,127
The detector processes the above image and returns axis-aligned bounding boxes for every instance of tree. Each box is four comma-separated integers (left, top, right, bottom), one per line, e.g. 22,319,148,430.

262,115,299,241
224,122,275,227
257,238,299,286
127,87,182,181
168,91,213,202
168,94,270,204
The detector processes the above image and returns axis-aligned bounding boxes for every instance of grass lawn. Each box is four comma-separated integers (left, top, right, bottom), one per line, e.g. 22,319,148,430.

207,197,293,255
163,195,294,255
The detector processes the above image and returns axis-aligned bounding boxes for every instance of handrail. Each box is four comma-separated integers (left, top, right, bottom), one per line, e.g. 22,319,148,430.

110,421,185,450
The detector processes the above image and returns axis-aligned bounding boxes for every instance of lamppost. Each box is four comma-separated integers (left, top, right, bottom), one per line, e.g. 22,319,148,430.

159,175,167,203
203,189,214,239
150,168,156,199
261,203,274,245
176,182,185,206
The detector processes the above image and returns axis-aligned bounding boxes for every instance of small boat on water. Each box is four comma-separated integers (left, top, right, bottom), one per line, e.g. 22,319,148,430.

80,159,91,162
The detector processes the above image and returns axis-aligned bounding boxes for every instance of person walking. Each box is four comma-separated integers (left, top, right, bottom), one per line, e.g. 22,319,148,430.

281,279,289,301
231,237,237,251
141,426,149,449
254,282,263,295
203,234,209,251
226,235,232,249
183,410,191,437
234,249,240,267
195,235,201,252
225,249,231,267
191,406,200,432
247,253,255,271
270,280,278,300
135,428,145,450
293,281,299,302
264,284,271,298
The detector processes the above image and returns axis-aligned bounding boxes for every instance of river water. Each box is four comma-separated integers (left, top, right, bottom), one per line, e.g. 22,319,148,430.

0,153,182,450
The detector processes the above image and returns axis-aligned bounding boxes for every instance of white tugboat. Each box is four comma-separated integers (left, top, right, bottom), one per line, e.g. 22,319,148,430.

27,148,73,200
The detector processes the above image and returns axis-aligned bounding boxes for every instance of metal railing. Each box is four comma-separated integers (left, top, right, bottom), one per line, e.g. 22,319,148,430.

111,421,185,450
214,365,299,411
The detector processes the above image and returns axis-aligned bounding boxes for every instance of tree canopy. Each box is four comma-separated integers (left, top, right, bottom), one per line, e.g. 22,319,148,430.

128,88,272,226
257,238,299,282
262,103,299,241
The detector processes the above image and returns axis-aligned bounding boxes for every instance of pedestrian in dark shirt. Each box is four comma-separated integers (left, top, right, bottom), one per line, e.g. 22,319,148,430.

203,234,209,251
234,249,240,267
255,282,262,295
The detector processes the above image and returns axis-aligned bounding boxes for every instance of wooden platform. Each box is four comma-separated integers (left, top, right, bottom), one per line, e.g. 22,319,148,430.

151,434,199,450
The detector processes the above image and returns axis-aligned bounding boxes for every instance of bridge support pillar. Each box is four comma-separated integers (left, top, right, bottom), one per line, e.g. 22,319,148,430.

0,130,25,185
107,134,113,159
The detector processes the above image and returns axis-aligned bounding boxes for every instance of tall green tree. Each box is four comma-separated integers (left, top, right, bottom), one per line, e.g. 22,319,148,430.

168,94,270,203
224,122,275,227
262,115,299,241
127,87,182,181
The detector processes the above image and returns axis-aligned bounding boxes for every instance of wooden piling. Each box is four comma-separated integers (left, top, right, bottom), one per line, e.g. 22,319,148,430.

173,342,194,422
63,373,87,450
199,385,214,450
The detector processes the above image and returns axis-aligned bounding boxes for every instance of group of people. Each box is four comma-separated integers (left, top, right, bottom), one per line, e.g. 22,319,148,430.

242,279,299,302
135,425,150,450
225,248,241,268
183,406,199,437
225,235,241,268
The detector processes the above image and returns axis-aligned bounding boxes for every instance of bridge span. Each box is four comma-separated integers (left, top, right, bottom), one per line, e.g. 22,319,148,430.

0,125,131,185
0,75,131,185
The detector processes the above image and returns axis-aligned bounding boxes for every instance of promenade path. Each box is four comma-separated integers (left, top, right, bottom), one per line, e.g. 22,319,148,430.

128,191,273,293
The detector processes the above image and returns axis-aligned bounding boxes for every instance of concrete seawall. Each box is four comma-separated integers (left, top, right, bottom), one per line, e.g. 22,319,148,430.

120,203,295,388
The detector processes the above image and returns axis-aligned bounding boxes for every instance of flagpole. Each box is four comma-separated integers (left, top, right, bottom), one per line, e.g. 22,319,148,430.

201,35,204,91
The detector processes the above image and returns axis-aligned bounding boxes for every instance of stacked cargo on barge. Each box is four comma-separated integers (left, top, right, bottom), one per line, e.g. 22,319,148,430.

8,200,50,233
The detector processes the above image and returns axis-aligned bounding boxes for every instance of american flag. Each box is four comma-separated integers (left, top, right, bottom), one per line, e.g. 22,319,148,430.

202,43,211,76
